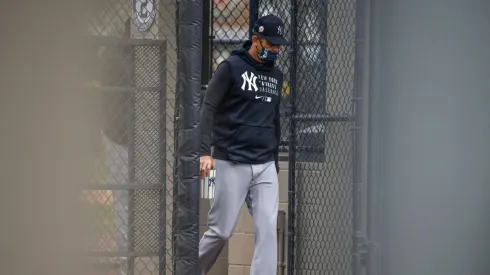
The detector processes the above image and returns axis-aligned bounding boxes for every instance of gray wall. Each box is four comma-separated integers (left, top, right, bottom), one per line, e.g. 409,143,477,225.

368,1,490,275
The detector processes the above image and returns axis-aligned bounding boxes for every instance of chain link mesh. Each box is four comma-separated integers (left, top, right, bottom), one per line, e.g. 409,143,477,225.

212,0,250,72
84,0,178,274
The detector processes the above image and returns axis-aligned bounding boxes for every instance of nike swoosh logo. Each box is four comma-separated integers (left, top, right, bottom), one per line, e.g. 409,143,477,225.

255,95,263,99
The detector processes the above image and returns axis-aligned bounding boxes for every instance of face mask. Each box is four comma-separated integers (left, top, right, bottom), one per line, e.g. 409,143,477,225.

258,48,278,62
257,39,278,62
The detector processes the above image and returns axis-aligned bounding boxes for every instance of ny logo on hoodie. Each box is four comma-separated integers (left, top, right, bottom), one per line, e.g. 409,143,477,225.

240,71,258,92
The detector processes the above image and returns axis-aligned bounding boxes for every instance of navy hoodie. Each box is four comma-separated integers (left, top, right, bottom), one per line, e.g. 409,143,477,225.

200,41,283,169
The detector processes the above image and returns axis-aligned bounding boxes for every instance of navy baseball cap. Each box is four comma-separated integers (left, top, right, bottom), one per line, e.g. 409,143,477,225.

253,14,289,45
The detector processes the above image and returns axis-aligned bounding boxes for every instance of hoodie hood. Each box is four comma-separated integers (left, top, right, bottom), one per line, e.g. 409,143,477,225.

230,40,275,71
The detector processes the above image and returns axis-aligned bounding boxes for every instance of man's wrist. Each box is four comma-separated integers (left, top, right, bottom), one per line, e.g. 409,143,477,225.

200,151,212,157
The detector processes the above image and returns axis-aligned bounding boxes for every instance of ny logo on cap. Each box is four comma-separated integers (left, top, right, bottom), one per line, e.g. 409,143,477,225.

277,26,283,35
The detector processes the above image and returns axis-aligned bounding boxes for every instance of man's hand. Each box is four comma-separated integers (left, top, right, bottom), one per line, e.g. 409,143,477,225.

200,156,215,178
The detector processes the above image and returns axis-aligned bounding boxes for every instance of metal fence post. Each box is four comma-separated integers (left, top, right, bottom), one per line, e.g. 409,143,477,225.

159,41,169,275
175,0,203,274
352,0,371,274
287,0,298,274
202,0,212,85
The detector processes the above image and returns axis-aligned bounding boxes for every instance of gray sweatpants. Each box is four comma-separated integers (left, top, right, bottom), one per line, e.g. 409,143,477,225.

199,159,279,275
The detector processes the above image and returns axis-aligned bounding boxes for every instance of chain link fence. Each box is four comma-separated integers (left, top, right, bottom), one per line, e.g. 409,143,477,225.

84,1,180,274
83,0,361,273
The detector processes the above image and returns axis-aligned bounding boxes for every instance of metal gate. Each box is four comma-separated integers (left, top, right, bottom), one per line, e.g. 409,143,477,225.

85,34,172,275
84,4,179,273
252,0,367,274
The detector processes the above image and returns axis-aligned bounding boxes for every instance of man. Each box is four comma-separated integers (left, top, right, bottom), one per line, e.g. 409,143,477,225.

199,14,288,275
